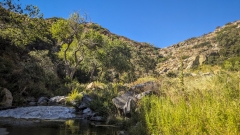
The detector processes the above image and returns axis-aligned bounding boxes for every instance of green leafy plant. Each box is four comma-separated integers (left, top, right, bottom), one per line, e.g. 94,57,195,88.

66,89,83,105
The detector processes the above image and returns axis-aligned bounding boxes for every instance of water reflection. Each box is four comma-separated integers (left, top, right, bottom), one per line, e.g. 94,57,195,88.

0,118,120,135
61,119,119,135
0,128,9,135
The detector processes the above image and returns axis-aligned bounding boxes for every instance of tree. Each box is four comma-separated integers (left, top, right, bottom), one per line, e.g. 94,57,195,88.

0,0,50,46
51,12,103,81
96,38,132,82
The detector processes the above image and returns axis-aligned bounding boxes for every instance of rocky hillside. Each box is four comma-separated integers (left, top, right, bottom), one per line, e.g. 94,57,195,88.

156,20,240,75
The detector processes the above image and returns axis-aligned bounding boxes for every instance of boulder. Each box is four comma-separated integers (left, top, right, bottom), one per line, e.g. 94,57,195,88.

86,82,94,90
0,88,13,107
37,97,49,106
48,96,66,105
112,90,137,110
199,55,206,65
135,90,152,100
112,81,158,115
28,102,37,106
78,94,92,110
82,108,93,118
186,55,200,69
90,116,104,122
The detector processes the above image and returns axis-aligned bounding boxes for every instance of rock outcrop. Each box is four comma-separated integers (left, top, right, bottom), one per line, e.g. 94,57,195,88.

155,21,233,74
0,88,13,107
112,81,158,115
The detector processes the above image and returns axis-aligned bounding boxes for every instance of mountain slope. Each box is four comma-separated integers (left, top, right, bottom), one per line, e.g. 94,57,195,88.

156,20,240,75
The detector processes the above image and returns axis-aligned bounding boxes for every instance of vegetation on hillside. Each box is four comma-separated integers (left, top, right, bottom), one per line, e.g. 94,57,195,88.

1,0,240,134
0,0,158,104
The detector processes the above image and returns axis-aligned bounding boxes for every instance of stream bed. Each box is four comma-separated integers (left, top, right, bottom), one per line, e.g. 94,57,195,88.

0,118,121,135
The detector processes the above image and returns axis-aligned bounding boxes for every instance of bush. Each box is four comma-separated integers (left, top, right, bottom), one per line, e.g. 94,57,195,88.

87,83,120,117
66,89,83,105
166,71,177,78
193,41,212,49
222,57,240,71
181,55,190,59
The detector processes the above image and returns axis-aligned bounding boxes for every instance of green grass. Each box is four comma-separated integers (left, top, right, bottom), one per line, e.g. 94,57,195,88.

133,71,240,135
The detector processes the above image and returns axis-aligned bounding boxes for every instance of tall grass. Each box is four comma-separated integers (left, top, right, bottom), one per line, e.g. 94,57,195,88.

135,71,240,135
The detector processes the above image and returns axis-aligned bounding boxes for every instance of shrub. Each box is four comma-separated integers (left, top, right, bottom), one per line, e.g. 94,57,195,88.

193,41,212,49
66,89,83,105
166,71,177,78
222,57,240,71
131,76,158,86
87,83,120,117
181,55,190,59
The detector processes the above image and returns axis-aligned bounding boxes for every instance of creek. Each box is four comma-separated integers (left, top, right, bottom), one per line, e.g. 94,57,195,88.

0,118,120,135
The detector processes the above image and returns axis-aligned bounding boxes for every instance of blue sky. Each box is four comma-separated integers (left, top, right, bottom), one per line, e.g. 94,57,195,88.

19,0,240,48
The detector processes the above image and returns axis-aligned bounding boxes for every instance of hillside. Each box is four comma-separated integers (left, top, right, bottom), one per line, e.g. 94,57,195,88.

156,20,240,75
0,3,160,104
1,0,240,101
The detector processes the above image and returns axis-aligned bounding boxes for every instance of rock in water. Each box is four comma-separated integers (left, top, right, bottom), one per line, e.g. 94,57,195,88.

0,106,75,119
0,128,8,135
0,88,13,107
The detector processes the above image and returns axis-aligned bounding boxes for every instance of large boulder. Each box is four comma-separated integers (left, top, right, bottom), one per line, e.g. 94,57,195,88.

82,108,93,119
0,88,13,107
48,96,67,105
112,90,137,114
186,55,200,69
78,94,92,110
112,81,159,115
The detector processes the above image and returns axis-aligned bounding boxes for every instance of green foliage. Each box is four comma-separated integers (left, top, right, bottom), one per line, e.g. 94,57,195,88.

66,89,83,105
157,57,168,63
0,1,50,46
204,52,221,65
130,71,240,135
88,23,108,33
181,55,190,59
97,38,133,82
51,19,72,42
193,41,212,49
223,57,240,71
87,83,120,117
166,71,177,78
131,76,158,86
216,24,240,58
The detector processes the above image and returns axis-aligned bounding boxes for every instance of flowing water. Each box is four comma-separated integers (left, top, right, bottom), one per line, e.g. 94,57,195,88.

0,118,121,135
